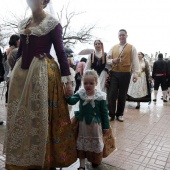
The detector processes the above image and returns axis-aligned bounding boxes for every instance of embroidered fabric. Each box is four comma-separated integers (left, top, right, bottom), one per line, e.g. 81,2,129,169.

19,13,59,37
4,58,48,167
77,119,104,153
77,89,106,108
18,13,73,83
127,61,148,98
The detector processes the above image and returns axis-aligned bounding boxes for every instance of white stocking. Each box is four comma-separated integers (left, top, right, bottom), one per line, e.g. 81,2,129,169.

154,90,158,100
80,159,85,168
162,91,167,100
168,87,170,97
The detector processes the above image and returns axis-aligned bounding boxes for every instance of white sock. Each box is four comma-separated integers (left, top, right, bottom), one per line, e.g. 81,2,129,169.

162,91,167,100
154,90,158,100
168,87,170,97
80,159,85,168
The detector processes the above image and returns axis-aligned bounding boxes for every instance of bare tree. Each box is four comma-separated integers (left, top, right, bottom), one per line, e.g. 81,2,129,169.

0,25,9,50
0,7,29,49
54,2,96,46
1,8,29,33
1,3,96,47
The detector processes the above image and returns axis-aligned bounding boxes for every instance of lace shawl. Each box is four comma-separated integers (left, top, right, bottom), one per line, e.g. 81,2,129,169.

77,89,106,108
18,13,59,36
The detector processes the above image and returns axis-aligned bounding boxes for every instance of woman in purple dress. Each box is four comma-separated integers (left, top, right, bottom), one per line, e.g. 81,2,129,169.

4,0,77,170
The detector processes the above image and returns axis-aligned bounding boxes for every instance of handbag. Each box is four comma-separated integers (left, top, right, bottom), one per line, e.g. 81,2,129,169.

103,128,116,158
105,44,128,89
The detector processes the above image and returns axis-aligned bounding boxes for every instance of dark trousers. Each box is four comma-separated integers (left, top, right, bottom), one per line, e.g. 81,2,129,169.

5,83,9,103
107,72,131,117
154,76,167,91
167,75,170,87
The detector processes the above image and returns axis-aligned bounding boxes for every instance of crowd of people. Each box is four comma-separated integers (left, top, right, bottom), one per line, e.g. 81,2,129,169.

0,0,170,170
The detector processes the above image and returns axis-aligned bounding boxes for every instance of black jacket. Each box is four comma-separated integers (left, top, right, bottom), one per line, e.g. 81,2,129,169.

0,49,4,82
152,58,168,79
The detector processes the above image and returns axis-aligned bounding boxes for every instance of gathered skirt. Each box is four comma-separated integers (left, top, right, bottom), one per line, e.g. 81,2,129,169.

4,56,77,170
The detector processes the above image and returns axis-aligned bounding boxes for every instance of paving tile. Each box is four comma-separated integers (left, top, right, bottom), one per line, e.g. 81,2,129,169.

1,85,170,169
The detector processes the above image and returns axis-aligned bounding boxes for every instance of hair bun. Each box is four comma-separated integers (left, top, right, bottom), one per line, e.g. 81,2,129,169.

44,0,50,4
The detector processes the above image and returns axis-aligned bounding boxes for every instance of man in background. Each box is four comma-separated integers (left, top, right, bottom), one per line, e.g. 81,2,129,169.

106,29,140,122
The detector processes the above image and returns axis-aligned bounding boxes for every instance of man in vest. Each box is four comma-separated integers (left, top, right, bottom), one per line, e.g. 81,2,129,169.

106,29,140,122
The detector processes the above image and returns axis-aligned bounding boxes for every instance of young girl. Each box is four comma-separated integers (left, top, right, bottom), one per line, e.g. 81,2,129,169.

66,70,110,170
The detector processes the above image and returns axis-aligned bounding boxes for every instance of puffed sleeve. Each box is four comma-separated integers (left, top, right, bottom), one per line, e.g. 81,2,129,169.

50,23,70,77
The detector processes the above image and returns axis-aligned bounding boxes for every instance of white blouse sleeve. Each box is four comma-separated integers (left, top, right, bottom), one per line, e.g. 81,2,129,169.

106,48,113,65
83,54,91,73
131,46,140,76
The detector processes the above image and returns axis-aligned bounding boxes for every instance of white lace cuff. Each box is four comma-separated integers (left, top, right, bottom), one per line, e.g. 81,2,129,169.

61,75,74,83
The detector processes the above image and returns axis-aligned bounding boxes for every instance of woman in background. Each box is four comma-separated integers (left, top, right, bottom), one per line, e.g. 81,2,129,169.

5,34,20,104
84,40,109,92
74,57,87,93
127,52,151,109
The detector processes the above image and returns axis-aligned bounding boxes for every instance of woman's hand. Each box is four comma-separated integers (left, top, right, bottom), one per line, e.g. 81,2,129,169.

133,76,138,83
65,82,73,98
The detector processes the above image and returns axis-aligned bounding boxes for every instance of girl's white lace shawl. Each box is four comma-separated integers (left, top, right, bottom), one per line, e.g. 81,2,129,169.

77,89,106,108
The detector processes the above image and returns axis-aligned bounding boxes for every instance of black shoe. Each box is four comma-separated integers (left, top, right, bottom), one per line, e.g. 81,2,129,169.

77,168,85,170
136,105,140,109
110,117,115,121
153,99,157,102
163,99,168,102
0,121,3,125
92,163,99,168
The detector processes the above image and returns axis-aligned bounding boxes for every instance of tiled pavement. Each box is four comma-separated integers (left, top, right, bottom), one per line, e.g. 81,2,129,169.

1,82,170,170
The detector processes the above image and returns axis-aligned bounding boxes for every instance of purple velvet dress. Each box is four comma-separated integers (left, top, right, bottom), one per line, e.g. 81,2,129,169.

16,22,70,76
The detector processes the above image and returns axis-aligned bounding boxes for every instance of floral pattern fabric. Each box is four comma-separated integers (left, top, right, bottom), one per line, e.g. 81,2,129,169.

5,56,77,169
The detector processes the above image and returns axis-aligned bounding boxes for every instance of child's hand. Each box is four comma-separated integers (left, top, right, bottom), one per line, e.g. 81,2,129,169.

103,129,109,135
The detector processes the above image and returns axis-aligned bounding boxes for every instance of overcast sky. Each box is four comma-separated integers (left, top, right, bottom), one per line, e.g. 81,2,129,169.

1,0,170,57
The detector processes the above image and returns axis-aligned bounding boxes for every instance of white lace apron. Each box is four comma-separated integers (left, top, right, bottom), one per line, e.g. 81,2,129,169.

4,57,48,167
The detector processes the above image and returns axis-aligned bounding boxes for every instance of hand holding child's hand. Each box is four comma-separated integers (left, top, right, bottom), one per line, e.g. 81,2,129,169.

65,82,73,98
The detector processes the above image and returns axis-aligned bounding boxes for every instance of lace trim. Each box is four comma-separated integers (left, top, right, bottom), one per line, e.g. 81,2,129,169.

77,136,104,153
4,58,48,166
19,13,59,36
78,89,106,100
77,89,106,107
61,68,75,83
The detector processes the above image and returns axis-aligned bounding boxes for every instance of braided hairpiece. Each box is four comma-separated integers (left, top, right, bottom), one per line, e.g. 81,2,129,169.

92,40,105,64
